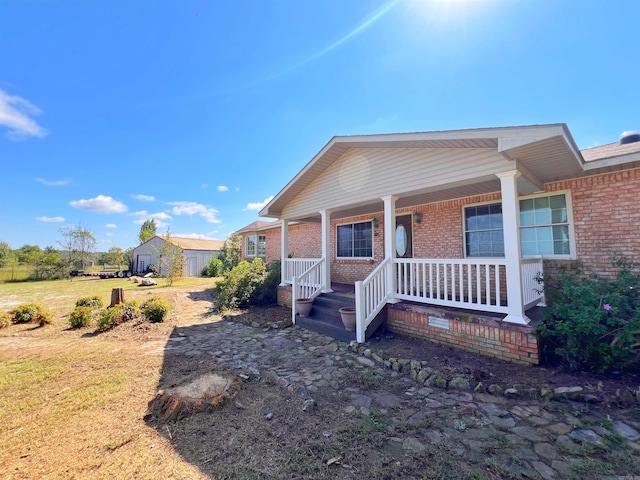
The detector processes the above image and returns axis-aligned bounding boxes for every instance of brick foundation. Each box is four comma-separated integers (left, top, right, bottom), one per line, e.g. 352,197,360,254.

386,302,539,365
277,285,292,308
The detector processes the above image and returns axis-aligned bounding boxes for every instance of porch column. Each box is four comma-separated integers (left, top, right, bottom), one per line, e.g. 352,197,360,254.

497,170,529,325
320,209,333,292
280,219,289,286
382,195,399,302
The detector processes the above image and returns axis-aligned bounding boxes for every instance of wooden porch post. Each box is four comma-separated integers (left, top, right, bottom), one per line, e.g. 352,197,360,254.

320,209,333,292
382,195,399,302
497,170,529,325
280,219,289,286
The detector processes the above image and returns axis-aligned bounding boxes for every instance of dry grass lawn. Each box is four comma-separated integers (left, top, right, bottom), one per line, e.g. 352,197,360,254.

0,277,215,480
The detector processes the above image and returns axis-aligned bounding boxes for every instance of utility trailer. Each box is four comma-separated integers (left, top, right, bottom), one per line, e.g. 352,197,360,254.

84,270,132,279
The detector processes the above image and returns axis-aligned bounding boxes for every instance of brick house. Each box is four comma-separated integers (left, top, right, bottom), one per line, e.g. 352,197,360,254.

237,124,640,364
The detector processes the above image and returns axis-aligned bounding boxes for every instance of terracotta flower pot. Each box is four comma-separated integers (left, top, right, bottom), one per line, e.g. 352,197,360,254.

296,298,313,317
339,306,356,331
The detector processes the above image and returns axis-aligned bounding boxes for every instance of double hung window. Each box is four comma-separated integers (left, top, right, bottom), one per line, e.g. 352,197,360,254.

464,193,572,258
337,221,373,258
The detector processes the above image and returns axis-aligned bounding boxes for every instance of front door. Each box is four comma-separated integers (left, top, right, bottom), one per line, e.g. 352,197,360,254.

395,215,413,258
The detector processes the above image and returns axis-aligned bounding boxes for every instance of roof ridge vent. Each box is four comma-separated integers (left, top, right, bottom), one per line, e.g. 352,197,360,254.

620,130,640,145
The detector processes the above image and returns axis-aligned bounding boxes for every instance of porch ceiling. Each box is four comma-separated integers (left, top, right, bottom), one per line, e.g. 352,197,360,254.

499,135,584,183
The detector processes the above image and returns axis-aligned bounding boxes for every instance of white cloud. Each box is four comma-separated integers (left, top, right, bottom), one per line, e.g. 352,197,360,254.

168,201,220,223
0,89,49,140
245,195,274,211
216,185,229,192
201,184,208,189
70,195,128,214
35,178,69,186
36,216,65,223
132,194,155,202
129,210,172,227
105,232,113,236
105,223,117,228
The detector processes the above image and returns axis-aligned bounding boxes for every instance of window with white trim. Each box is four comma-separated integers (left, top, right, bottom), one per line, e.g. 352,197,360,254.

337,221,373,258
246,234,266,257
464,204,504,257
520,194,570,255
463,192,573,258
246,235,256,256
257,234,266,256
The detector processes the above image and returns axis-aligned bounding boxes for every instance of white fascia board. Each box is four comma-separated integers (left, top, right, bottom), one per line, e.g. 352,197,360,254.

582,151,640,171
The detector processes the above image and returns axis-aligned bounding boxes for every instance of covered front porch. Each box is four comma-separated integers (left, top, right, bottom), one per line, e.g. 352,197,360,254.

260,125,583,362
279,170,545,345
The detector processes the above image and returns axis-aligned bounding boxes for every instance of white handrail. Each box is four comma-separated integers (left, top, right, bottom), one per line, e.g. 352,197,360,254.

285,258,321,284
355,258,392,343
291,258,325,324
521,256,544,308
394,258,509,314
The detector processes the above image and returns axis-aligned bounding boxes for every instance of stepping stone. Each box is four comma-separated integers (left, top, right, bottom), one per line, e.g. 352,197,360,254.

569,429,604,447
373,392,402,408
612,421,640,441
532,460,556,480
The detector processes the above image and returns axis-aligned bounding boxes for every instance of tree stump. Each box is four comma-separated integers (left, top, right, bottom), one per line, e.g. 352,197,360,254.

109,288,124,307
147,373,241,422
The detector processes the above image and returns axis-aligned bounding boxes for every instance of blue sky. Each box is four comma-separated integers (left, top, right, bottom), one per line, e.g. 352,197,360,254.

1,0,638,251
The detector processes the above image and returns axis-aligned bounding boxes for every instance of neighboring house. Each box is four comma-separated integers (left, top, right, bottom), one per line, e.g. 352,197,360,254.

241,124,640,364
132,236,224,277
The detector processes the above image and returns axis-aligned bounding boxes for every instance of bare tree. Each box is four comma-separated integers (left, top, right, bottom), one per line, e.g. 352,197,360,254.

58,223,96,269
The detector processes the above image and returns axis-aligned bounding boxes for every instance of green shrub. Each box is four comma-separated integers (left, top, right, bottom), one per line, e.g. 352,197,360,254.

95,300,142,332
120,300,141,322
202,257,223,277
214,259,267,312
75,295,104,309
69,306,94,328
141,296,171,323
249,260,281,306
0,312,11,329
97,308,121,332
10,303,53,326
538,258,640,372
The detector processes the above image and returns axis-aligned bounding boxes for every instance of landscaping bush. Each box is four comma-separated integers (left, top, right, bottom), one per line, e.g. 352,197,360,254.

141,296,171,323
213,259,267,312
537,258,640,373
95,300,142,332
97,307,121,332
120,299,141,322
0,312,11,329
202,257,223,277
75,295,104,309
249,260,281,306
10,303,53,326
69,306,94,328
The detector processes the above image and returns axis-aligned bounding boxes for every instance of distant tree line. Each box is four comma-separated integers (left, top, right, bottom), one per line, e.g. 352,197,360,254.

0,223,133,281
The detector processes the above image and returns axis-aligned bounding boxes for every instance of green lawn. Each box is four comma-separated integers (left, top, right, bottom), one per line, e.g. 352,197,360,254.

0,275,215,316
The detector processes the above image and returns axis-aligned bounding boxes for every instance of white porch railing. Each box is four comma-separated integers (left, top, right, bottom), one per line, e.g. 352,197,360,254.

394,258,509,314
521,256,545,309
285,258,322,284
355,258,392,343
291,258,325,324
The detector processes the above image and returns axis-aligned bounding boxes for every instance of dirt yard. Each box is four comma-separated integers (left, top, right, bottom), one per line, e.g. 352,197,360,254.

1,280,639,479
